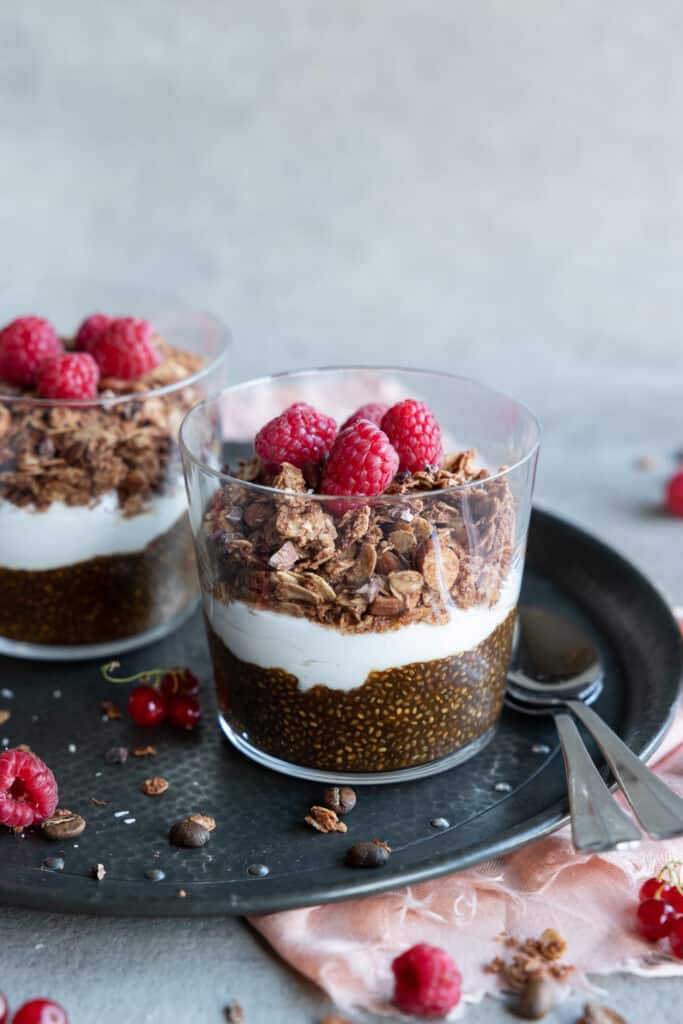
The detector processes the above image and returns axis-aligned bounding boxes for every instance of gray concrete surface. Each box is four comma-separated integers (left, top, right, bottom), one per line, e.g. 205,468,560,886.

1,1,683,1020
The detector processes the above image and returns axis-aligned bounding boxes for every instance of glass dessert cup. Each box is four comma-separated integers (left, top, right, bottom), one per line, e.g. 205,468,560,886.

0,283,229,660
180,368,540,783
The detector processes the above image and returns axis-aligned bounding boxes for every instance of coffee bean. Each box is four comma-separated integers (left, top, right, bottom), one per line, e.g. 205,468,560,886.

514,977,556,1020
104,746,129,765
144,868,166,882
42,809,86,841
323,786,357,816
140,777,169,796
345,840,391,868
169,818,210,848
43,857,65,871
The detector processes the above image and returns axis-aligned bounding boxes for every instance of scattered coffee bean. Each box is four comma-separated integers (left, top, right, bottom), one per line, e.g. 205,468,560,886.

144,868,166,882
0,710,10,726
42,809,87,841
92,863,106,881
140,777,169,797
306,806,348,833
104,746,129,765
578,1004,627,1024
323,786,357,816
43,857,65,872
89,797,109,807
187,813,216,832
224,1001,244,1023
177,888,187,898
345,840,391,868
169,818,210,848
514,976,556,1020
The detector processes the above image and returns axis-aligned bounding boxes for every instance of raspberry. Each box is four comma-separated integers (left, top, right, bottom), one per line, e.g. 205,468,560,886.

0,317,62,387
12,1000,68,1024
321,420,398,497
392,942,462,1018
381,399,443,473
91,317,162,380
0,749,59,829
665,471,683,517
255,402,337,469
74,313,110,353
36,353,100,400
340,402,389,431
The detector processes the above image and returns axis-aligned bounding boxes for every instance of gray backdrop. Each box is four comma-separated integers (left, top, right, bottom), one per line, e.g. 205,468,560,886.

1,2,682,1020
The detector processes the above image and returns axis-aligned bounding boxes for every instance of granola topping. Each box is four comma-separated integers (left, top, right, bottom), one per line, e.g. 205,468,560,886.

201,450,515,635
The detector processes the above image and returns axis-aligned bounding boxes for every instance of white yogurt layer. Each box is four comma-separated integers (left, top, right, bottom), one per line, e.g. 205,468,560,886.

0,486,188,571
206,563,522,692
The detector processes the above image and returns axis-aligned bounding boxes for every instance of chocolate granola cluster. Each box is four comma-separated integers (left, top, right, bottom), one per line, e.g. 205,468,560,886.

201,449,515,633
0,343,203,514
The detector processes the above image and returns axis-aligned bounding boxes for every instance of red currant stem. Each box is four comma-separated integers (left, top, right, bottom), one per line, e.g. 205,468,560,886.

656,860,683,894
100,661,163,687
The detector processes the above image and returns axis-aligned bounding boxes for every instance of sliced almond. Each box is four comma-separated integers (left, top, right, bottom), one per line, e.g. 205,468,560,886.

416,539,460,591
388,570,424,598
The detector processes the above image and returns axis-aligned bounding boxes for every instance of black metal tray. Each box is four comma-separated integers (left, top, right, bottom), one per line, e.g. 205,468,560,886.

0,509,680,917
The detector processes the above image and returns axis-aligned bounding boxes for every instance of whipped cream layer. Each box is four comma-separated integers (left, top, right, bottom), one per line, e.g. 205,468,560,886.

0,486,188,571
206,563,522,692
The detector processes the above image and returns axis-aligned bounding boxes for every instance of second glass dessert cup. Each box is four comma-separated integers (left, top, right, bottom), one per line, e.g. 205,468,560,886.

180,368,540,783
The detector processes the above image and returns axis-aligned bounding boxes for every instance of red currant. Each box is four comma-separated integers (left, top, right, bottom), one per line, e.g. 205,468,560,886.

160,667,200,699
12,1001,68,1024
665,471,683,516
659,885,683,914
639,876,664,901
636,898,676,940
669,918,683,960
167,694,201,731
127,685,167,727
0,992,8,1024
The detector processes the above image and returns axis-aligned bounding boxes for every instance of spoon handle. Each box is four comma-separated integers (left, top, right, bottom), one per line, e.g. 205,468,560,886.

554,713,641,852
568,701,683,839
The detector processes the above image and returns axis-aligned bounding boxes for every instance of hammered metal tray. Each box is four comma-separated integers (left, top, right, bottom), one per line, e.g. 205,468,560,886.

0,509,680,916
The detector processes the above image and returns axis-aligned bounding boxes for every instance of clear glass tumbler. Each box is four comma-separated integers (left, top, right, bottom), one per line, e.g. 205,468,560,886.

0,283,229,660
181,368,540,783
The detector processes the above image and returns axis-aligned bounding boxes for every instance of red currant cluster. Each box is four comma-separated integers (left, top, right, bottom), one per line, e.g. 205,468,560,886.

636,861,683,958
101,663,202,731
0,994,67,1024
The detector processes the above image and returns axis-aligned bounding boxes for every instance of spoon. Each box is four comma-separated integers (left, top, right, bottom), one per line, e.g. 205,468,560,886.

507,607,683,850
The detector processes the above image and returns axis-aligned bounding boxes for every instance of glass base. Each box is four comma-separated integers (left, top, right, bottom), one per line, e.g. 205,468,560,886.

219,712,497,785
0,598,199,662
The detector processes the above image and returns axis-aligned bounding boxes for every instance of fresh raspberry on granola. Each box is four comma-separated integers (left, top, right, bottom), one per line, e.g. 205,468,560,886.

341,401,390,431
381,398,443,473
321,419,399,496
255,402,337,469
0,316,62,387
91,316,162,380
0,749,59,829
37,352,100,400
392,942,462,1018
74,313,111,353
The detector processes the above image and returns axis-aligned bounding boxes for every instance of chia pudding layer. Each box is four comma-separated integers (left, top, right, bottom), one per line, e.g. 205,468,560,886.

208,609,516,772
198,452,522,773
0,512,196,646
0,333,204,651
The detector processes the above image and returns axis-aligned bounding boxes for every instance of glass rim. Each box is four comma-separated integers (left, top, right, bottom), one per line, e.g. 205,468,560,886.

0,311,231,409
179,365,542,502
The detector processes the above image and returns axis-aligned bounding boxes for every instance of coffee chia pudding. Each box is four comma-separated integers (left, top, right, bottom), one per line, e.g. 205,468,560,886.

182,370,539,781
0,307,227,658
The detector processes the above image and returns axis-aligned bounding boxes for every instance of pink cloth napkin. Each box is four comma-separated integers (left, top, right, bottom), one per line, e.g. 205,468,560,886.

250,624,683,1018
